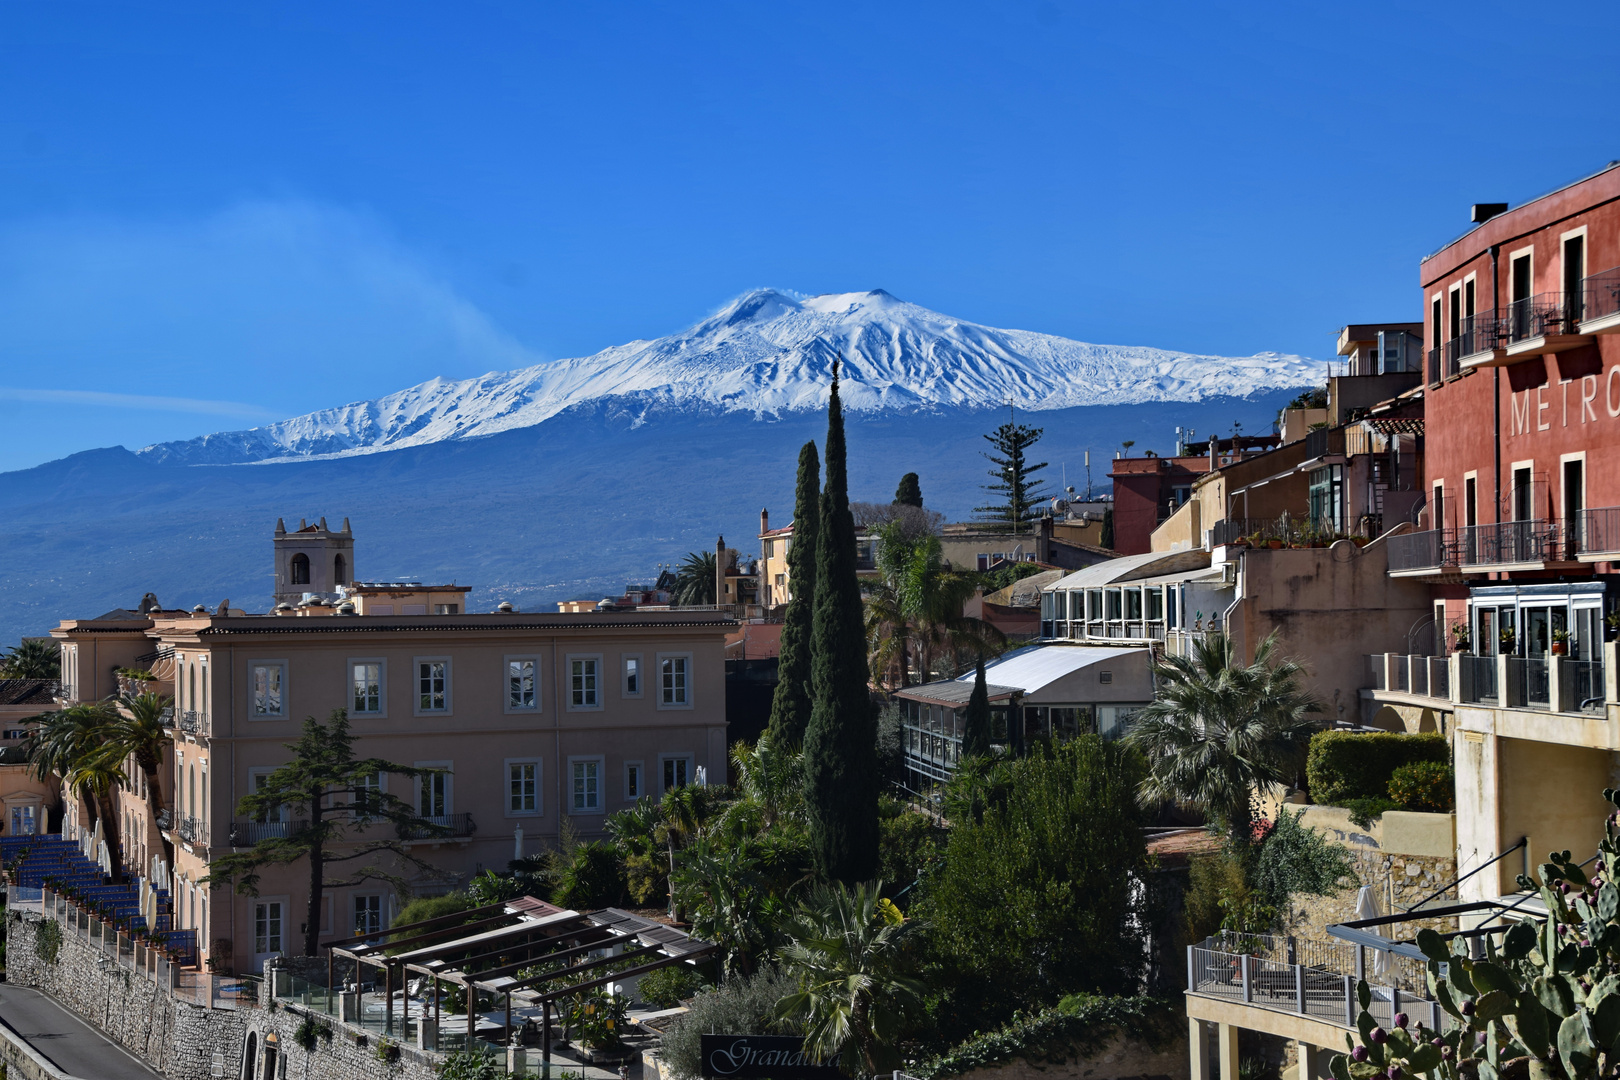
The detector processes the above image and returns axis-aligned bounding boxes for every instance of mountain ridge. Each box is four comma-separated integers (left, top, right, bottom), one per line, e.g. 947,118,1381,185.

134,288,1318,467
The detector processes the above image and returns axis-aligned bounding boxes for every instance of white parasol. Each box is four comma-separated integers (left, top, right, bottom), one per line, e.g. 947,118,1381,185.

1354,886,1390,979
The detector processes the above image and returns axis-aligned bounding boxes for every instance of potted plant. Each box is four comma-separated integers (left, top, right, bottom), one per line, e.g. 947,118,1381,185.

1450,625,1472,653
1608,610,1618,642
1266,536,1285,550
1500,627,1517,653
1551,628,1571,655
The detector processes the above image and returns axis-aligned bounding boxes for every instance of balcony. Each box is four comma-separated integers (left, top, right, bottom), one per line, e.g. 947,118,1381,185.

1386,528,1455,575
178,710,205,735
228,820,308,846
1573,507,1620,561
177,814,205,845
398,812,475,841
1188,938,1436,1034
1365,654,1450,700
1458,519,1560,569
1454,310,1507,369
1501,292,1592,358
1457,654,1500,704
1580,266,1620,335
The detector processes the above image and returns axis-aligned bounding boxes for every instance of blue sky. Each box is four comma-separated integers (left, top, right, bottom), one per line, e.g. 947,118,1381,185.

2,1,1620,471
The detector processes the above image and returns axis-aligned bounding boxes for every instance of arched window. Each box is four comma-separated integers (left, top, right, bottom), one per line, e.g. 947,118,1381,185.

333,553,347,586
188,765,196,818
188,665,196,712
290,553,310,585
244,1033,257,1080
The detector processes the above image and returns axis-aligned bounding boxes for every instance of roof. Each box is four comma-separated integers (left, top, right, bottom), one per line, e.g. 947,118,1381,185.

982,569,1066,607
0,680,54,707
969,643,1141,693
1363,417,1424,435
1049,548,1212,590
897,679,1021,706
725,622,783,659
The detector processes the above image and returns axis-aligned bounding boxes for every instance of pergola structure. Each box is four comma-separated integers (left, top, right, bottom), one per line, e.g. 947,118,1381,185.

326,897,715,1067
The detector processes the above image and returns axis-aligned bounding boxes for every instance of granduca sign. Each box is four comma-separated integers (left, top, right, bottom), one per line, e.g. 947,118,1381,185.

699,1035,843,1080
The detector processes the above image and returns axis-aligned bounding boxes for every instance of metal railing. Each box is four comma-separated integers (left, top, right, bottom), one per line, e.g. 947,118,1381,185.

1188,944,1438,1030
1459,519,1556,566
228,820,306,845
1367,654,1451,699
178,815,204,844
1388,528,1453,572
179,710,204,734
1582,266,1620,326
1460,654,1499,704
398,812,476,840
1506,657,1549,710
1568,660,1605,712
1576,508,1620,557
1505,292,1580,344
1212,513,1367,548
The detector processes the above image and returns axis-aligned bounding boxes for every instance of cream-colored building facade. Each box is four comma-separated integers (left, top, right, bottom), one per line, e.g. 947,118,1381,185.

49,521,732,975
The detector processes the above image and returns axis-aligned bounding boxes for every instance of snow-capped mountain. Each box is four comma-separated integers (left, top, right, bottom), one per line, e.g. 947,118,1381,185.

138,289,1317,465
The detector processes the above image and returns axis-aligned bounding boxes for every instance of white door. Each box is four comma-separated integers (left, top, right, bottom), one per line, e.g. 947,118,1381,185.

253,900,285,972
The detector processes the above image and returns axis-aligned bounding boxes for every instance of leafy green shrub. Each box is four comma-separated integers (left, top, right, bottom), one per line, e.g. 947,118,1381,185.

878,803,945,904
659,967,799,1080
1387,760,1453,813
390,891,474,944
1305,731,1447,805
637,964,706,1009
1340,797,1400,829
552,841,627,909
918,995,1177,1078
438,1047,500,1080
35,919,61,965
1251,809,1355,912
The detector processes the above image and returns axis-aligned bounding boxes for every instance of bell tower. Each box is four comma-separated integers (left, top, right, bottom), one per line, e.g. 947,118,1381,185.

273,516,356,606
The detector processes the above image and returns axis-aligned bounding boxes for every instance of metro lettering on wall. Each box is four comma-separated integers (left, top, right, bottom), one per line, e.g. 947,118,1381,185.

1508,368,1620,437
699,1035,842,1080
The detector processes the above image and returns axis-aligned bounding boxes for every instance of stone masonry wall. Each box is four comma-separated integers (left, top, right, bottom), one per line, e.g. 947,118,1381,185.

6,908,438,1080
945,1030,1189,1080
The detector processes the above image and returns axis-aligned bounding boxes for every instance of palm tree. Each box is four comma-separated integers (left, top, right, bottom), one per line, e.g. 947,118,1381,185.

774,881,926,1075
1,639,60,680
28,702,127,880
671,550,717,606
100,691,175,865
1124,631,1322,851
725,735,803,832
865,525,1005,688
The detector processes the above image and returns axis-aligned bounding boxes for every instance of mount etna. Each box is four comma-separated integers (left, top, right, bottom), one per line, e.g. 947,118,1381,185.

0,289,1318,640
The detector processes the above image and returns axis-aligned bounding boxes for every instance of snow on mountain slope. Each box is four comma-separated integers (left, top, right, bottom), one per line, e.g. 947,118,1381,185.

138,288,1318,465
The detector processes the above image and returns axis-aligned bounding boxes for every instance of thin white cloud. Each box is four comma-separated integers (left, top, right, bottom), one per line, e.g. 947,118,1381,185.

0,386,280,419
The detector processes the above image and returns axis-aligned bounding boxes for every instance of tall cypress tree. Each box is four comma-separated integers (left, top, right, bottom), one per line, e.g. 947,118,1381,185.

766,441,821,747
960,657,992,759
894,472,923,507
804,357,880,884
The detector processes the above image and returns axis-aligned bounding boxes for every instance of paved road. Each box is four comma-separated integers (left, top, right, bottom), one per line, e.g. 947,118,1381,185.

0,983,163,1080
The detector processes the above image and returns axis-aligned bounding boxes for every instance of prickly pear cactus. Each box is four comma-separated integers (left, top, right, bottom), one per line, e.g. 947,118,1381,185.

1331,787,1620,1080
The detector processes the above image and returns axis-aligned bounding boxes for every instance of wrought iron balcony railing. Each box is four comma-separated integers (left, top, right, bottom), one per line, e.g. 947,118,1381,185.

228,820,306,845
397,812,475,840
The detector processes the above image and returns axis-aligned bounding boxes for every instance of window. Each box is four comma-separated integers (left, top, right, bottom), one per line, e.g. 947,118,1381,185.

625,761,644,801
623,655,642,698
254,901,284,957
250,662,285,717
290,553,310,585
351,661,384,714
416,659,449,712
10,805,36,836
659,655,690,707
353,895,383,940
354,772,382,820
507,760,539,815
662,756,692,793
569,657,600,709
976,553,989,571
506,658,538,711
251,771,288,825
571,759,602,813
434,604,459,615
334,553,347,586
417,769,449,818
401,603,428,616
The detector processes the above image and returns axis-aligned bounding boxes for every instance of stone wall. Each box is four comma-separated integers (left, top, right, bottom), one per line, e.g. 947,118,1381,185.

6,907,438,1080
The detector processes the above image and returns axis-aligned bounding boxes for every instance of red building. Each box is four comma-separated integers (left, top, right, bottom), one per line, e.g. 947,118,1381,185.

1109,436,1280,554
1392,161,1620,660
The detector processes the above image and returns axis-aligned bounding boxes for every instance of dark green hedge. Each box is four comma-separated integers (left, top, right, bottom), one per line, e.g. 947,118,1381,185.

919,995,1178,1079
1306,731,1448,806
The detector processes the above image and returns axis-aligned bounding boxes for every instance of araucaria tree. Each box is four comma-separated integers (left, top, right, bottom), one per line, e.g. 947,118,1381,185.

204,709,452,956
803,358,880,885
767,441,820,747
974,420,1049,532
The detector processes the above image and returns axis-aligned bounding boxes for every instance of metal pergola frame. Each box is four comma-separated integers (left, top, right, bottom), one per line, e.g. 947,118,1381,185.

325,897,715,1068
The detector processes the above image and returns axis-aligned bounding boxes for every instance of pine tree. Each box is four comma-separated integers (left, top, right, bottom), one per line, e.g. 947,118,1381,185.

960,658,992,759
804,358,880,885
204,709,453,956
893,472,923,508
974,421,1050,532
767,441,821,747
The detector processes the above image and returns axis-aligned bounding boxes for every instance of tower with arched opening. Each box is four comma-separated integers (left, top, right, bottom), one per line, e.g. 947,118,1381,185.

272,516,355,606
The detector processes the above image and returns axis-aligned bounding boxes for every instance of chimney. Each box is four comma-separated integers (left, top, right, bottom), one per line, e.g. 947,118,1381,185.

760,508,769,536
